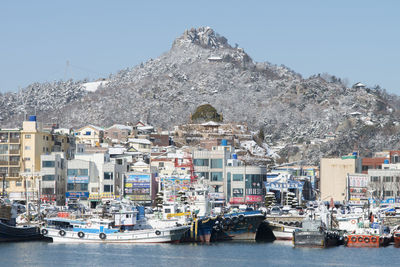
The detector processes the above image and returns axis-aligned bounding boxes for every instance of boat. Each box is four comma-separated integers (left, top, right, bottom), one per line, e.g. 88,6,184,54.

293,219,341,248
41,212,190,243
267,221,300,241
213,211,266,241
343,218,391,248
392,226,400,247
0,198,50,242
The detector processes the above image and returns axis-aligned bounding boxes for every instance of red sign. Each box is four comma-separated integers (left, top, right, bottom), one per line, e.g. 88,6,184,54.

229,197,244,204
245,195,263,202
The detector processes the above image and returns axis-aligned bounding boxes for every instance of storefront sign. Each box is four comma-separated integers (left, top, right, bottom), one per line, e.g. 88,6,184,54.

67,176,89,184
245,195,263,202
66,192,89,198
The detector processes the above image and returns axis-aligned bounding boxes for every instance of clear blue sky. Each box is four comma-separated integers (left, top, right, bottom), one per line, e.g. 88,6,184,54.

1,0,399,94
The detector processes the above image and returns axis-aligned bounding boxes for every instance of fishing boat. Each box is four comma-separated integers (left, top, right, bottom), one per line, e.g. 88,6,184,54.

267,221,299,241
392,226,400,247
41,214,189,243
293,219,341,248
213,211,266,241
0,198,50,242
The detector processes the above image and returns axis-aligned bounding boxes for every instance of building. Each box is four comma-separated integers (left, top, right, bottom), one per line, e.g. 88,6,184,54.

74,125,104,147
193,142,266,205
104,124,132,144
128,138,151,153
66,159,97,203
320,156,361,202
40,152,66,205
0,128,22,198
368,163,400,201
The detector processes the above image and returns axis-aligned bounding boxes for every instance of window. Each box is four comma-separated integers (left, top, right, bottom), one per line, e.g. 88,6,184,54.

233,174,244,181
397,177,400,182
159,162,164,168
193,159,209,166
16,179,22,187
24,168,31,173
0,144,8,154
67,169,88,176
383,176,393,182
194,172,209,179
80,184,88,191
104,172,113,180
25,134,31,139
42,175,55,181
371,176,380,182
42,188,54,195
25,146,31,150
233,188,243,197
211,159,223,168
384,191,393,197
211,172,223,181
116,159,123,165
24,157,30,161
67,183,74,191
104,185,113,192
42,161,55,168
362,165,368,171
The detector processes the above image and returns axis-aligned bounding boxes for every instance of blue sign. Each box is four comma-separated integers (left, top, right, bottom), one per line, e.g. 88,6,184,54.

381,198,395,204
66,192,89,198
67,176,89,184
264,180,304,190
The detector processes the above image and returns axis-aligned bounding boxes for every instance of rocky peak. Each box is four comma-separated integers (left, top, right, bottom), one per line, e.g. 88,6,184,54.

173,26,230,49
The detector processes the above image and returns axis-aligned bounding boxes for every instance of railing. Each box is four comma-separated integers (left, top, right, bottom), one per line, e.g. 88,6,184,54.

9,161,19,166
8,173,19,178
9,150,19,155
9,138,20,143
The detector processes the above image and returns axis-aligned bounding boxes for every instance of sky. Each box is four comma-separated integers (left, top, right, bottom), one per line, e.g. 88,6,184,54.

1,1,399,94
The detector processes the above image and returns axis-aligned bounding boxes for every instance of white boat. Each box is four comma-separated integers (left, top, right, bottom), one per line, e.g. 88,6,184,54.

41,212,189,243
268,222,299,240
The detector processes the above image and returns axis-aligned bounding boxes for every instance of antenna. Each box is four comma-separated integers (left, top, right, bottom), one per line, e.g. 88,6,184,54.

64,60,70,80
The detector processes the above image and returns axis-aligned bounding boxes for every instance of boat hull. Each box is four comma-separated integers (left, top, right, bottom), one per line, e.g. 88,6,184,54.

293,231,340,248
345,234,389,248
42,226,189,243
214,212,266,241
0,221,50,243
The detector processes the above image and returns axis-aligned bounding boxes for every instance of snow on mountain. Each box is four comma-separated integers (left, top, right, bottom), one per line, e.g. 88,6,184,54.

81,80,109,92
1,27,400,164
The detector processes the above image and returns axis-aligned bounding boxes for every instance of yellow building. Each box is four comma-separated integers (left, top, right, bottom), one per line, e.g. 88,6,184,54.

0,129,22,198
320,157,360,202
74,125,104,147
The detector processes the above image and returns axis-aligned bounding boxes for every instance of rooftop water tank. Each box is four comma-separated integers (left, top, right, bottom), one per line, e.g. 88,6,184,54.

384,159,389,164
232,154,238,160
28,115,36,122
221,139,227,146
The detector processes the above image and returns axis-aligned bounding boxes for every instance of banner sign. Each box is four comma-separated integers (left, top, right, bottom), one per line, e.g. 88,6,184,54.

245,195,263,202
67,176,89,184
264,180,304,190
124,174,151,201
66,192,89,198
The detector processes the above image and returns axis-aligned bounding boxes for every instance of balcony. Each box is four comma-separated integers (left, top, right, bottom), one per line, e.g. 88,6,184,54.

9,150,20,155
9,161,19,166
8,173,19,178
0,161,8,165
9,138,20,144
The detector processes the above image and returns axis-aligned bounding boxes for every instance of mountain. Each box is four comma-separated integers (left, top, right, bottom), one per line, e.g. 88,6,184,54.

1,26,400,164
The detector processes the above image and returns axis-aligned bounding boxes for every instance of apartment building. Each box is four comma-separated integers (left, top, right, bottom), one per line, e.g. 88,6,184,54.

40,152,66,205
0,129,22,199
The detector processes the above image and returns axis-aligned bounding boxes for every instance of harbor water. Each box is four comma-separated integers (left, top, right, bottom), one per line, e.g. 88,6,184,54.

1,241,399,267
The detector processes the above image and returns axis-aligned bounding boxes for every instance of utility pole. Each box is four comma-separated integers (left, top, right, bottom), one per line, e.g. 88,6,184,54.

2,173,5,197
